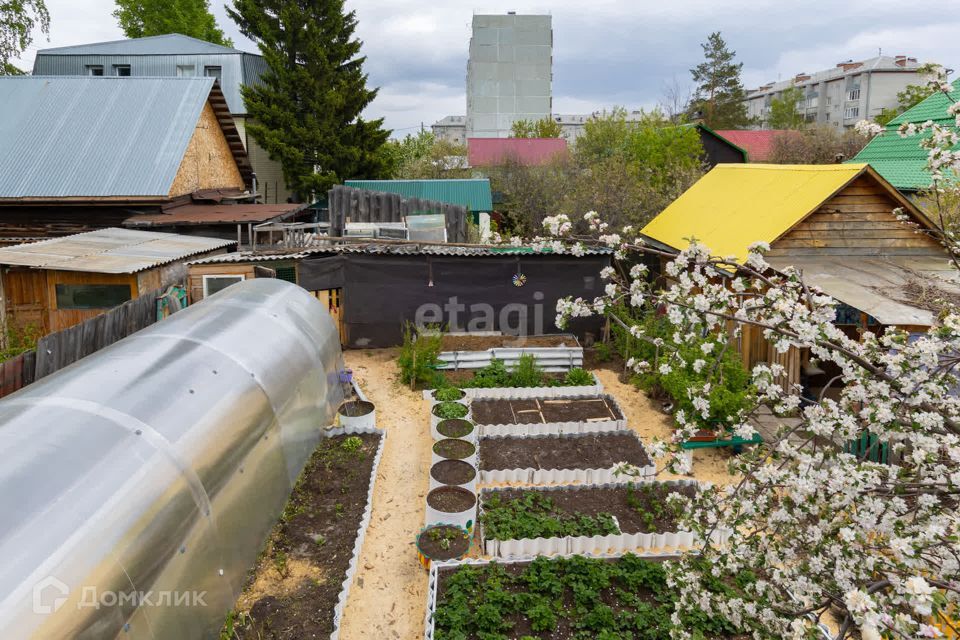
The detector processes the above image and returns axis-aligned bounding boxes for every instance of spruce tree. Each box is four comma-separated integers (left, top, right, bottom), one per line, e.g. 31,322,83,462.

227,0,391,200
113,0,231,46
689,32,751,129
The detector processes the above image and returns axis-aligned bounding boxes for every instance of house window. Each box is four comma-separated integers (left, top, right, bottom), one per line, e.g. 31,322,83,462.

202,274,245,297
55,284,131,309
847,88,861,101
176,64,196,77
844,106,860,119
274,267,297,284
204,66,222,82
113,64,131,76
86,65,104,76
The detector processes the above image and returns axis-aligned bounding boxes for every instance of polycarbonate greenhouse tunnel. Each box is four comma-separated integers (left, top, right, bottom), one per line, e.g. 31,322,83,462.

0,279,346,638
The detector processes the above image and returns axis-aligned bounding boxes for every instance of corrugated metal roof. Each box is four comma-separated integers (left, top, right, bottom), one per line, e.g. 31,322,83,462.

0,228,234,273
468,138,568,166
343,179,493,212
37,34,243,56
187,243,612,264
0,76,216,199
125,203,308,227
850,80,960,190
767,255,960,326
713,130,785,162
642,164,872,263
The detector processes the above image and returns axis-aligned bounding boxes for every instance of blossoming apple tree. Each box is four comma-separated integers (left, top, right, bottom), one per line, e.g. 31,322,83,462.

518,69,960,639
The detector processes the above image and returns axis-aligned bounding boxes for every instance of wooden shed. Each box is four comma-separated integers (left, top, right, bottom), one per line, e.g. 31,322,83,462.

0,228,234,335
641,163,958,395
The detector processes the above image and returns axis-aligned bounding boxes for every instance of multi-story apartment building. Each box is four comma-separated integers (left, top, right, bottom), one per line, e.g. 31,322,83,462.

32,34,294,203
433,13,552,141
745,55,923,129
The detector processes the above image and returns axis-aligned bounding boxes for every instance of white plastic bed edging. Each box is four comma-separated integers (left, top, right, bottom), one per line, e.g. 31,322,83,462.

327,424,387,640
478,480,731,560
431,441,478,468
429,402,472,436
477,430,655,486
423,552,685,640
475,393,628,437
425,486,478,530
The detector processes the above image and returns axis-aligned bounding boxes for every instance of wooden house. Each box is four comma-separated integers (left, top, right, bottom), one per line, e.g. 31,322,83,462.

0,228,233,335
0,76,255,240
641,163,958,395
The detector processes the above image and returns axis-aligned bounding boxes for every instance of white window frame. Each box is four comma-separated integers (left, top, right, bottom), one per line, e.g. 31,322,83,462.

844,106,860,119
202,274,245,297
113,64,131,76
86,65,104,76
176,64,196,77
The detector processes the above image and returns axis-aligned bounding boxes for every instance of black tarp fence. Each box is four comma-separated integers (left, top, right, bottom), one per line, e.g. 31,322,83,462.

299,252,611,348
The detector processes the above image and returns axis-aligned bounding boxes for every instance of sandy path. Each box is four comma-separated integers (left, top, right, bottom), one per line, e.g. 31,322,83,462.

338,349,430,640
591,367,737,485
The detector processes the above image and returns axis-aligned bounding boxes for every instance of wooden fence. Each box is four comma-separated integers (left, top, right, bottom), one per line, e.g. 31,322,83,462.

0,287,169,399
327,185,469,242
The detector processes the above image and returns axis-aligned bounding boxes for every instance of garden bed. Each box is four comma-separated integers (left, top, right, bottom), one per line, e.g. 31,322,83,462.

478,432,654,485
471,394,626,436
227,429,385,640
440,334,577,351
478,481,717,558
425,554,748,640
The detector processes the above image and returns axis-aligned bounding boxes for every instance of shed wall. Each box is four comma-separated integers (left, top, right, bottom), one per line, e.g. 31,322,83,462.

168,102,245,197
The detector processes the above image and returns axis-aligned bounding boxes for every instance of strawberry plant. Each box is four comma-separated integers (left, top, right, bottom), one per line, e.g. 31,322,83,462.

480,491,619,540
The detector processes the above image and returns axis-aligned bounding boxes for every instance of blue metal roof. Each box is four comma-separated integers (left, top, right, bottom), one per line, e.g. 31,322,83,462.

36,33,244,56
344,179,494,212
0,76,215,198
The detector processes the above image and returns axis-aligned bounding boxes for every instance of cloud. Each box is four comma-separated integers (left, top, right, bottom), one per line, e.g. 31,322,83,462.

13,0,960,135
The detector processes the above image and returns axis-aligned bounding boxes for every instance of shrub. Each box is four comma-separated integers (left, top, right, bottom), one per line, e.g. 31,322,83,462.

433,402,468,420
563,367,594,386
397,322,443,388
463,358,512,388
433,387,465,402
480,491,619,540
510,354,544,387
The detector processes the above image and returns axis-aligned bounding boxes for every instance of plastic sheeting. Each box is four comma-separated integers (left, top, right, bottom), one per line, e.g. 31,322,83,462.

0,279,345,639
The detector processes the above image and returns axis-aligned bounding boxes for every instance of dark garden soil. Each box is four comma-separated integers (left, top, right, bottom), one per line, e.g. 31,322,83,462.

428,486,477,513
230,433,381,640
417,525,471,562
484,484,695,537
434,557,749,640
338,399,374,417
479,433,651,471
437,419,474,438
431,459,477,485
433,438,476,460
440,334,577,351
470,395,622,425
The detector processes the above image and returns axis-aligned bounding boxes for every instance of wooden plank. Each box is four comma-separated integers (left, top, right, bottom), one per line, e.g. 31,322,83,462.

805,211,912,223
774,236,939,248
817,203,909,213
767,246,947,257
827,194,897,205
779,229,932,241
791,220,912,231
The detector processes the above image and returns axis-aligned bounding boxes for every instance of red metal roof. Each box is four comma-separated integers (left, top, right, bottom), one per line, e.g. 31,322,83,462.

713,130,789,162
468,137,568,167
123,203,308,227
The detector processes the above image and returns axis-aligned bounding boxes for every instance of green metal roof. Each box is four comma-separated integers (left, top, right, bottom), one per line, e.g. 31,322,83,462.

850,80,960,191
343,179,493,212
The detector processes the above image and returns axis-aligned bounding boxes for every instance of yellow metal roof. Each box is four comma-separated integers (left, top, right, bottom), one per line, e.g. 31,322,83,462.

641,163,870,263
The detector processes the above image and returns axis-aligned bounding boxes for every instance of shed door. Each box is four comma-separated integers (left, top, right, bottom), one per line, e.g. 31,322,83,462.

4,270,48,333
313,288,345,344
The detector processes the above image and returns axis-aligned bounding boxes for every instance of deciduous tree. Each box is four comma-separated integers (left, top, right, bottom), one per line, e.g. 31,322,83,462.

1,0,49,75
113,0,231,46
511,116,563,138
767,85,804,129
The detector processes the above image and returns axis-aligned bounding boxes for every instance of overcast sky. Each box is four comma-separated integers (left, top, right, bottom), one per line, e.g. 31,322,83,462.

15,1,960,136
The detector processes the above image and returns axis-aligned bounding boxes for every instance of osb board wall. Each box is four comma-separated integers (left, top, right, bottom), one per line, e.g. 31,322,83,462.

169,101,245,198
767,176,944,257
137,262,189,294
187,263,257,302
